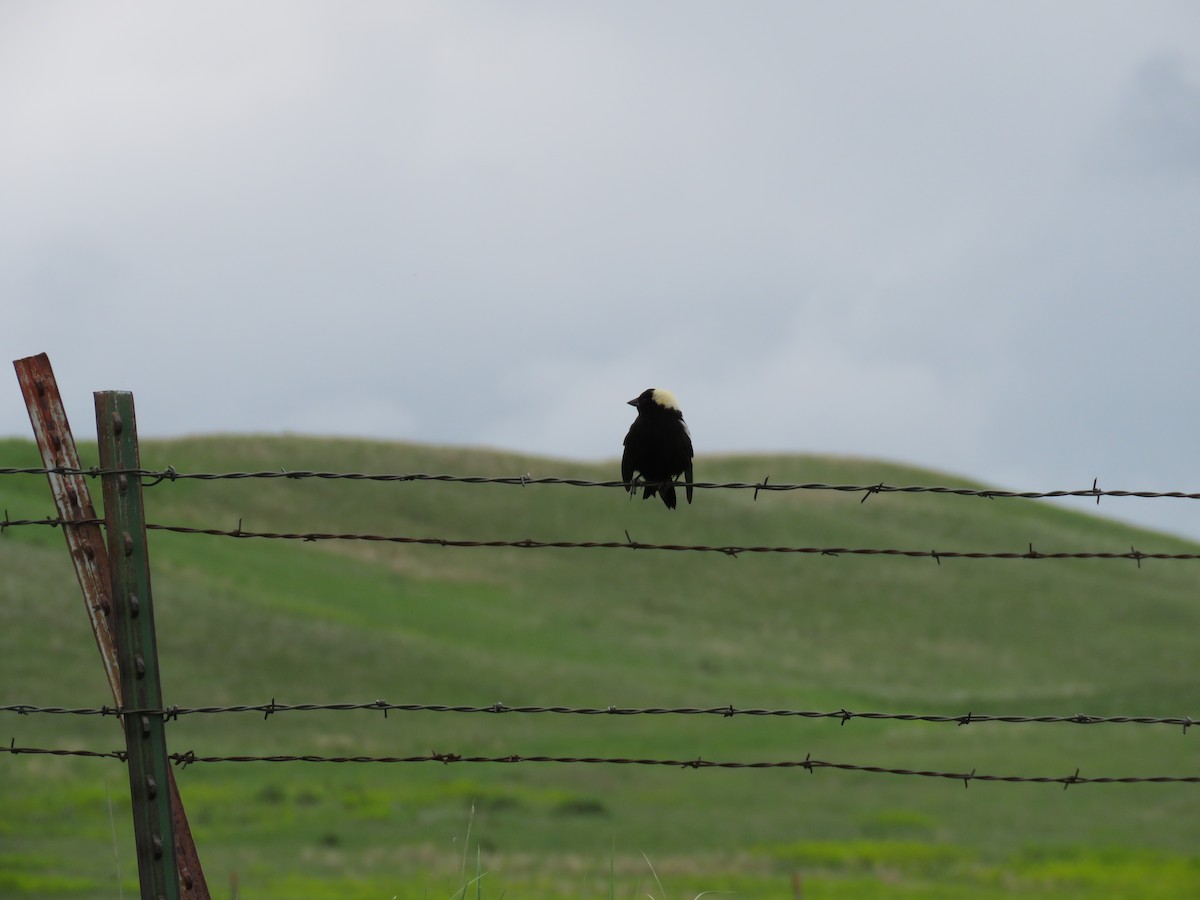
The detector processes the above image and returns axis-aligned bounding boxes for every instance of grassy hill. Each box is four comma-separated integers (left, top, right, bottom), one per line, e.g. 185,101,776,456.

1,435,1197,898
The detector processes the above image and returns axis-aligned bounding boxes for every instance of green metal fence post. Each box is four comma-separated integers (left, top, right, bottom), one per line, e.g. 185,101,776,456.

96,391,180,900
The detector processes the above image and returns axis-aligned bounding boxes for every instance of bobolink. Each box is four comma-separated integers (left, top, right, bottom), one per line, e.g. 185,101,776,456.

621,388,694,509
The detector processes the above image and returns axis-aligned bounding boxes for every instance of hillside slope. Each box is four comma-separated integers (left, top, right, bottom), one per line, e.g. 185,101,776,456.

1,435,1196,897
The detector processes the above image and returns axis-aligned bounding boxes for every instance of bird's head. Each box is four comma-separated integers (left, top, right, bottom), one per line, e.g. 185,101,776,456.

628,388,681,411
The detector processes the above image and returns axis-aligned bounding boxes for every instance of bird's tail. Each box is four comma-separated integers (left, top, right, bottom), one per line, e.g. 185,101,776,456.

657,481,678,509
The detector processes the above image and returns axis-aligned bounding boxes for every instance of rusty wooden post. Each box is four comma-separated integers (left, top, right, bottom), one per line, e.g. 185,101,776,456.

13,353,209,899
13,354,121,695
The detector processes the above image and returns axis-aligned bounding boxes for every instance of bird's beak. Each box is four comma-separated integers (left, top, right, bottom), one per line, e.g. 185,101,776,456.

627,397,639,407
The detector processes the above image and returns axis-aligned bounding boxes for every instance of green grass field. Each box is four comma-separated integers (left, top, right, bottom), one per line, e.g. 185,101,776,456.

1,435,1197,898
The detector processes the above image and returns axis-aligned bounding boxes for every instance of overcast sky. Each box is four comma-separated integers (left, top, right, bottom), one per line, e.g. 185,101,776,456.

3,2,1199,539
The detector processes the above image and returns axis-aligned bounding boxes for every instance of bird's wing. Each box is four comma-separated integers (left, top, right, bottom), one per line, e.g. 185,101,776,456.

621,442,635,493
682,417,694,504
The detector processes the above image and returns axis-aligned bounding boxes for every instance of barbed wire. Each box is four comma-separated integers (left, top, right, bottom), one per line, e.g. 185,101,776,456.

3,742,1195,786
0,513,1191,564
1,515,103,530
5,457,1196,809
2,464,1197,504
2,701,1195,731
4,743,127,761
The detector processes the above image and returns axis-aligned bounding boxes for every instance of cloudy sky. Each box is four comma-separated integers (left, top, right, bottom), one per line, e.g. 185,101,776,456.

3,2,1199,539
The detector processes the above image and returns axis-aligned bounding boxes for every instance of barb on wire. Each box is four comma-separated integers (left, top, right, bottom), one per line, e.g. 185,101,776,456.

2,465,1199,503
2,702,1194,731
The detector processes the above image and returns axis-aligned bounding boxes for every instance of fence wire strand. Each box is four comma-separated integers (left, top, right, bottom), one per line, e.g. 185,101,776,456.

2,702,1195,731
3,464,1199,504
1,514,1193,564
3,742,1195,786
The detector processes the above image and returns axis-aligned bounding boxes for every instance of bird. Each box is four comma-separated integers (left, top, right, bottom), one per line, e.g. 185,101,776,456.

621,388,694,509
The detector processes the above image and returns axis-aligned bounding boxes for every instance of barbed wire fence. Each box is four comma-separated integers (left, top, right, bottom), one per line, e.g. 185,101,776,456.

5,742,1200,787
4,353,1199,899
3,701,1196,729
4,463,1197,782
5,513,1199,562
6,462,1200,501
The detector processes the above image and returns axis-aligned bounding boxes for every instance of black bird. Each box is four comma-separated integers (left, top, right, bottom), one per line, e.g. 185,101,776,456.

621,388,694,509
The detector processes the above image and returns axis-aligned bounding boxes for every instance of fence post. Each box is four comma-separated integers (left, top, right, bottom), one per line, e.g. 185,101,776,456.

13,354,122,696
96,390,180,900
14,353,208,898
